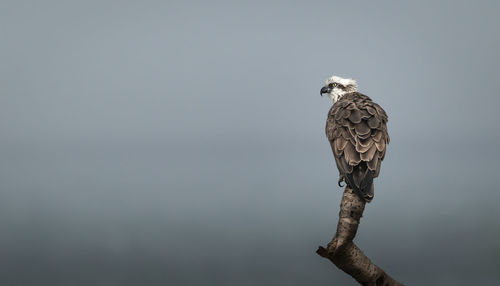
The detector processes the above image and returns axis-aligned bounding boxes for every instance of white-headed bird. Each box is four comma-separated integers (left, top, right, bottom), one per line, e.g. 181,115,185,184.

321,75,389,202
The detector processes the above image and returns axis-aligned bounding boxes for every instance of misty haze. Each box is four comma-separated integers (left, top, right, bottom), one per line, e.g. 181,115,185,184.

1,0,499,285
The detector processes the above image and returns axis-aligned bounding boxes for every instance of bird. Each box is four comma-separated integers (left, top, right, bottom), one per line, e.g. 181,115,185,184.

320,75,389,202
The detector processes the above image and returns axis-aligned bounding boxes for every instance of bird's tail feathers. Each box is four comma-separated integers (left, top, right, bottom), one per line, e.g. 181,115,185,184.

345,164,374,203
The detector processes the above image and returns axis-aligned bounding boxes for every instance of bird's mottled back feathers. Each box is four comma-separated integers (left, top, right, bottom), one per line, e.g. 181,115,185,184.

326,92,389,202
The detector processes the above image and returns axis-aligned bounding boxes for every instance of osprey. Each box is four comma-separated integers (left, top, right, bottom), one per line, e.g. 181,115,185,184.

320,75,389,202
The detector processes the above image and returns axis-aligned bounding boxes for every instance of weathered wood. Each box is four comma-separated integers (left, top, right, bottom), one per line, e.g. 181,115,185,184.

316,187,403,286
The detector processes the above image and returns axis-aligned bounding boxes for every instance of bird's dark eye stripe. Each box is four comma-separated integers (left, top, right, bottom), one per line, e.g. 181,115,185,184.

328,83,344,89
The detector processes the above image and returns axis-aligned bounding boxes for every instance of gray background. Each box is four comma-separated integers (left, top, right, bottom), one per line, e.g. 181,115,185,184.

1,0,499,285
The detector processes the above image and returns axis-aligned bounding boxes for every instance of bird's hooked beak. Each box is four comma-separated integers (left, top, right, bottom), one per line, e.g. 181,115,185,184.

320,86,331,96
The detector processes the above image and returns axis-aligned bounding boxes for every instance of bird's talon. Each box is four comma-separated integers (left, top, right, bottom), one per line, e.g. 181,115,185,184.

338,175,346,187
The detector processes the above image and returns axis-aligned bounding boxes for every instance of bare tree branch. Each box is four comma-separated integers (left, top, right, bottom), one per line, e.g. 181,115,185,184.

316,187,403,286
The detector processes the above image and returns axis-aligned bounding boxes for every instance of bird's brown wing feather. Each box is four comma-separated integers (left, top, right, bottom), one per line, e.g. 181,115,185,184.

326,92,389,201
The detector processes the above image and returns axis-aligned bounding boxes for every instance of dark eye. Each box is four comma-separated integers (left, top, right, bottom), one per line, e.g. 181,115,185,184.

328,83,337,88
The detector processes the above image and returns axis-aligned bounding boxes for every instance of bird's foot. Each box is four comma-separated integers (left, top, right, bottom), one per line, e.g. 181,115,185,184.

338,175,346,187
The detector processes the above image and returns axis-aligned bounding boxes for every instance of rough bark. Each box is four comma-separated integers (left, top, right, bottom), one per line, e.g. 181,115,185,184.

316,187,403,286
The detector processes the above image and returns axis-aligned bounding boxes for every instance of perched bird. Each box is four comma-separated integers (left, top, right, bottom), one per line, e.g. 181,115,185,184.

320,75,389,202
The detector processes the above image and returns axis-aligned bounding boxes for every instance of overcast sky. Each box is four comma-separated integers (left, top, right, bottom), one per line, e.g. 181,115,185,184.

1,0,499,285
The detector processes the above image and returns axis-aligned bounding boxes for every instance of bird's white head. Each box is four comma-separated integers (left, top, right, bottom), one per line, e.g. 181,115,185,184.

320,75,358,103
